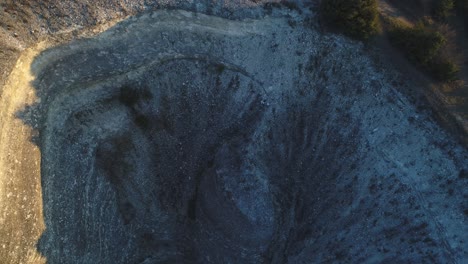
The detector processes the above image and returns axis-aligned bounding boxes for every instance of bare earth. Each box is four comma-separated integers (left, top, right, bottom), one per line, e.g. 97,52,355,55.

0,1,467,264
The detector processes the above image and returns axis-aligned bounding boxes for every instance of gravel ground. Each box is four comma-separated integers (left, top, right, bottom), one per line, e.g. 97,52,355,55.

0,1,467,264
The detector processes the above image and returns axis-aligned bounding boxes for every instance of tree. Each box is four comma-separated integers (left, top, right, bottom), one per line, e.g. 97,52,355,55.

320,0,380,40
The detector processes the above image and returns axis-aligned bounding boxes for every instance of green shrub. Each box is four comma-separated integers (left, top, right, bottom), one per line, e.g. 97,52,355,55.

429,57,459,81
320,0,380,40
388,19,459,81
389,21,446,65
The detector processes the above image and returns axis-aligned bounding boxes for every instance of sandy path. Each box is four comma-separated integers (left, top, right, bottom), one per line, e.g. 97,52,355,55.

0,43,47,264
0,15,123,262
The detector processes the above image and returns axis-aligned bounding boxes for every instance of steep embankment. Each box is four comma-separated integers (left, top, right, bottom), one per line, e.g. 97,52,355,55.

0,6,467,264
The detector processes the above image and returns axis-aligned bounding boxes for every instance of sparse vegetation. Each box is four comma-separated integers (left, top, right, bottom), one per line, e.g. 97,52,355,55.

320,0,380,40
430,56,460,81
388,18,459,81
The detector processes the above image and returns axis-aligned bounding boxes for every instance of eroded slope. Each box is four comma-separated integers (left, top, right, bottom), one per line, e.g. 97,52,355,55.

1,9,467,264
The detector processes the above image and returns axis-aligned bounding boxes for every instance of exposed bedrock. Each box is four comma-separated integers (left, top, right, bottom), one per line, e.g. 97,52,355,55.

18,10,467,263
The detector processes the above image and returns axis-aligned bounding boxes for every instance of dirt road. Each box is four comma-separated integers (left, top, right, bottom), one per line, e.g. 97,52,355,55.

0,43,46,263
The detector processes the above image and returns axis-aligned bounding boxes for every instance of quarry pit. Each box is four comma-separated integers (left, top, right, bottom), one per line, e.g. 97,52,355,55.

0,6,467,264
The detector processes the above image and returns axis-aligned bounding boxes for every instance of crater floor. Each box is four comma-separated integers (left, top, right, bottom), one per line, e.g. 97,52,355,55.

0,9,467,264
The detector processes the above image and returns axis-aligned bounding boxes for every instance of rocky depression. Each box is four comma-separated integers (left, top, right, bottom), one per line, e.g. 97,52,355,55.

6,9,467,264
